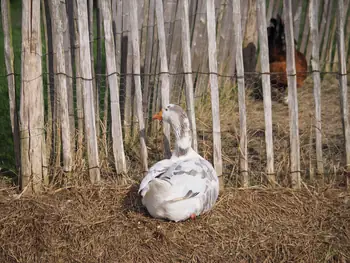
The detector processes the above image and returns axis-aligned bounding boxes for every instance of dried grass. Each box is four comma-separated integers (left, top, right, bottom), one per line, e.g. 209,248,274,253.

0,184,349,263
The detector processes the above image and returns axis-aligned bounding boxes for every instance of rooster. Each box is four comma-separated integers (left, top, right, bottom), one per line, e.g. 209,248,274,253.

267,15,307,104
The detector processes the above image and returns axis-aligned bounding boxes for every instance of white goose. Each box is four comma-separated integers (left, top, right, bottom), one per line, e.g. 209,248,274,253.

138,104,219,222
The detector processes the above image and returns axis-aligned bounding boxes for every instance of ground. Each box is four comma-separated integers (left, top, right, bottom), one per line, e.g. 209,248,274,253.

0,184,349,263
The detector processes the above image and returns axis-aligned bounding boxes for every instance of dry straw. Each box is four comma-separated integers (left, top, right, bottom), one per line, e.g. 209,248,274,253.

0,183,349,262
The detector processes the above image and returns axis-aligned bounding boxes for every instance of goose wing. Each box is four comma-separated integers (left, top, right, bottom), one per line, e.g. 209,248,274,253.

138,158,176,196
157,157,218,203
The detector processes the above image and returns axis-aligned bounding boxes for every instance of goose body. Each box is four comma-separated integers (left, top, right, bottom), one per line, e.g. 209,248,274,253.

138,104,219,222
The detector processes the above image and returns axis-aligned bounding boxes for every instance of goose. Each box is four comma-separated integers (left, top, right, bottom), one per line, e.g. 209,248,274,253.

138,104,219,222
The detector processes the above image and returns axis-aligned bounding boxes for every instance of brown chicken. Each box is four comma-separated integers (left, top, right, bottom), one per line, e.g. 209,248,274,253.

267,15,307,103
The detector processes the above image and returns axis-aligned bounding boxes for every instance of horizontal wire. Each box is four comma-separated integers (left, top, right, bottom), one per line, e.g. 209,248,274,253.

1,70,347,83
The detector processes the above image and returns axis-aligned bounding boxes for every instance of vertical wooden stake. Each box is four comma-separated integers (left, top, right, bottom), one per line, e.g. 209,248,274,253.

87,0,99,138
51,0,72,173
336,0,350,189
180,0,198,152
20,0,46,192
100,0,127,174
284,0,301,189
73,0,84,161
206,0,223,186
142,0,155,131
129,0,149,172
232,0,249,187
155,0,171,158
76,0,101,183
256,0,275,186
309,0,324,183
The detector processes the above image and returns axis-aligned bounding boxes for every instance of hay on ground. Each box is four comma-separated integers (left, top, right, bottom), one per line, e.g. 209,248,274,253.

0,184,349,263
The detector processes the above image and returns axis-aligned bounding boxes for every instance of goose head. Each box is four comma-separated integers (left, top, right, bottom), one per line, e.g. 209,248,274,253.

153,104,192,155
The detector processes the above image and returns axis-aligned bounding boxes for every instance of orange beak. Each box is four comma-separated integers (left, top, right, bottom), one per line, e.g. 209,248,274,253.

152,110,163,121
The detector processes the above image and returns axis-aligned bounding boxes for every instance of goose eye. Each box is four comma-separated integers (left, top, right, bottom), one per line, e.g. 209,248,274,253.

165,108,168,111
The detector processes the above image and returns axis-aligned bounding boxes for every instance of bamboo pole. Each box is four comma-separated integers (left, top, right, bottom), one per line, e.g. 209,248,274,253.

336,0,350,189
180,0,198,152
206,0,223,186
20,0,46,192
1,0,21,173
100,0,127,174
232,0,249,187
155,0,172,158
283,0,301,189
256,0,275,185
76,0,101,183
309,0,324,182
129,0,149,171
